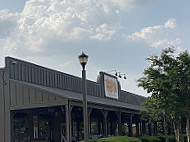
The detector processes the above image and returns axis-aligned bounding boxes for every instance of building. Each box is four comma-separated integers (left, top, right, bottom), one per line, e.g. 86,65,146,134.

0,57,147,142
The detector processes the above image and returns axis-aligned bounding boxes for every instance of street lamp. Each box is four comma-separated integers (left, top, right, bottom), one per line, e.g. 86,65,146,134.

78,52,88,142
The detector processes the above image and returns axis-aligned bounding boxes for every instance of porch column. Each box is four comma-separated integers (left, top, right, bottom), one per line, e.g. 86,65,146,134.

28,110,33,141
136,118,139,136
128,114,133,137
116,111,122,136
101,110,108,137
65,100,72,142
140,119,143,136
142,120,146,135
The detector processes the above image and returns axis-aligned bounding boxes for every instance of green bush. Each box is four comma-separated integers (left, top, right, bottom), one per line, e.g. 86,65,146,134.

140,136,161,142
157,136,165,142
157,135,189,142
96,136,142,142
79,135,188,142
157,135,176,142
168,135,176,142
79,139,97,142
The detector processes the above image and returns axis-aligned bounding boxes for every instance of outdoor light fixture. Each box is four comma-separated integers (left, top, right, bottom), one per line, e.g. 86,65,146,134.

119,73,127,79
115,72,118,76
124,75,127,79
108,70,127,80
78,52,88,142
78,52,88,70
118,72,122,78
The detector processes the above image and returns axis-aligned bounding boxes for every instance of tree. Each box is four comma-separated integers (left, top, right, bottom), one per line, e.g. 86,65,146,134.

138,48,190,142
175,51,190,142
140,96,169,142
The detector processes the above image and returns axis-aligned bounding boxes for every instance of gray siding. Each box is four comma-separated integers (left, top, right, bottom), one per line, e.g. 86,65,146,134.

0,69,5,142
6,57,102,97
9,80,66,110
8,60,82,93
5,57,145,107
120,90,146,106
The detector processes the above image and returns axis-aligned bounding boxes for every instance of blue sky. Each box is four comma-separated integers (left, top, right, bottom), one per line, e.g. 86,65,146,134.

0,0,189,97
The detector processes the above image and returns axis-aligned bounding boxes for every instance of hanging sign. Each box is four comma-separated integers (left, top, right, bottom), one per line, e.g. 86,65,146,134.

104,74,118,99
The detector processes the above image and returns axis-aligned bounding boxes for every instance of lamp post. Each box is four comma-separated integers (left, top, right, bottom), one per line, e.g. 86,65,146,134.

78,52,88,142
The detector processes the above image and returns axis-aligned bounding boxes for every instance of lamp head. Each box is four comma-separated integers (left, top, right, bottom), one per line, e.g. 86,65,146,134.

78,52,88,69
124,75,127,79
115,72,118,76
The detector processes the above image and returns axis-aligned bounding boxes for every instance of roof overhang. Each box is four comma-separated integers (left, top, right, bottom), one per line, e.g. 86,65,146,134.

12,79,145,111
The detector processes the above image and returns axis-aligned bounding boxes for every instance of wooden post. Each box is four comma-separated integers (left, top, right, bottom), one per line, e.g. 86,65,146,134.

101,110,108,137
65,100,72,142
116,111,122,136
128,114,133,137
140,119,143,136
136,119,139,136
142,121,146,135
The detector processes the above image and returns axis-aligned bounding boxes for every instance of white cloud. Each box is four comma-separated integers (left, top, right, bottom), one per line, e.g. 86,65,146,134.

151,38,181,48
90,23,117,40
128,18,181,48
0,0,178,97
164,18,176,28
0,10,19,38
0,0,125,55
0,0,156,57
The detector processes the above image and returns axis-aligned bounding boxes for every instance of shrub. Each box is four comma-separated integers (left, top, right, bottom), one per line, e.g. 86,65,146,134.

79,139,97,142
168,135,176,142
140,136,161,142
96,136,142,142
157,136,165,142
157,135,177,142
79,135,187,142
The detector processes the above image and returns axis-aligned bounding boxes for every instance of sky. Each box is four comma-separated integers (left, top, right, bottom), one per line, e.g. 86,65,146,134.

0,0,189,97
